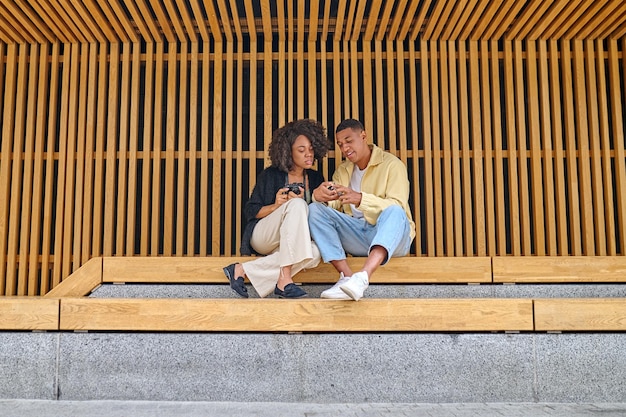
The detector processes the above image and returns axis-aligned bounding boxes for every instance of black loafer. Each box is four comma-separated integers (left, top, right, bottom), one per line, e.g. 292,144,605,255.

274,283,307,298
223,263,248,298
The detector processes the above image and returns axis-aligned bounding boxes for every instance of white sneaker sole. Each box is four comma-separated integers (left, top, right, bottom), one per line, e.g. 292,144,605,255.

339,284,363,301
320,290,352,300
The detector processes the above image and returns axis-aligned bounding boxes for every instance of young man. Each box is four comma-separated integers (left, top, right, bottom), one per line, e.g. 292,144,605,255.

309,119,415,300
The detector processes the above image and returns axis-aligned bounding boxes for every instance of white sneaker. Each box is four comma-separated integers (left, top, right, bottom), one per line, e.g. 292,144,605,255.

320,273,352,300
340,271,369,301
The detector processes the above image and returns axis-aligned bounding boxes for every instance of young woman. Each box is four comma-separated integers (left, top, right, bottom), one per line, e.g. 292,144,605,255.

223,119,330,298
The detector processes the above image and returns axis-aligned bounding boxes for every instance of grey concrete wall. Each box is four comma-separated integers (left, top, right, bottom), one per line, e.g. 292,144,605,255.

1,332,625,403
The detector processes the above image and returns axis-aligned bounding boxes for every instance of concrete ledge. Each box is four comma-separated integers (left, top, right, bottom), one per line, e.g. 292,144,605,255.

2,332,626,403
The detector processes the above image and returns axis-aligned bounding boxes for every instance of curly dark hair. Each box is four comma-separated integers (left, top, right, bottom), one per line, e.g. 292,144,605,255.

268,119,330,172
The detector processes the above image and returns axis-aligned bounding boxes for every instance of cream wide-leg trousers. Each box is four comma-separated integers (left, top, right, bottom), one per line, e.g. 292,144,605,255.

242,198,320,297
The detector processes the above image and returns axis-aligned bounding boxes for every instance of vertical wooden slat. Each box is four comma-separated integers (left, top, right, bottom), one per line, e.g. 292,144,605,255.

561,39,582,255
52,42,72,287
297,3,306,120
374,40,384,142
199,40,209,256
187,42,199,254
361,41,374,137
584,39,606,255
308,1,319,119
28,43,50,294
526,41,546,255
572,40,595,254
439,41,454,255
235,40,244,254
162,42,177,256
331,37,342,162
407,41,422,255
40,42,61,293
395,40,409,163
537,40,557,255
140,43,155,256
61,43,81,279
513,40,531,254
150,43,165,255
17,44,40,294
212,43,223,255
469,41,485,256
260,0,272,148
420,40,435,255
92,44,108,259
70,43,89,272
286,0,294,123
176,43,190,255
503,41,520,255
447,40,463,256
429,41,444,255
103,43,120,256
7,44,30,293
275,0,286,125
82,43,99,263
116,43,132,255
125,43,141,256
595,39,616,255
385,40,397,154
223,42,233,254
479,40,496,255
549,40,569,255
608,40,626,251
489,39,507,256
246,12,258,234
319,0,332,175
1,45,18,294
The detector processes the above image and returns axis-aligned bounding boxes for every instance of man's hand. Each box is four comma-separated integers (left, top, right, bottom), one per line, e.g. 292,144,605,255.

314,181,340,203
333,184,362,207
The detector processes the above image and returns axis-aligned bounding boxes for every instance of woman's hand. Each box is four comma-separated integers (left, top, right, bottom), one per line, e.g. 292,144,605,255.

275,188,290,206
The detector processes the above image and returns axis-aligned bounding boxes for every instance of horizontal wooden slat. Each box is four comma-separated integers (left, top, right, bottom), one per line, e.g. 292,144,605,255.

0,297,59,330
102,256,493,284
59,298,533,332
534,298,626,331
492,256,626,283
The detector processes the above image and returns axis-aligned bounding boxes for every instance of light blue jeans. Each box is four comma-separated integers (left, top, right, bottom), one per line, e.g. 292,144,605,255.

308,202,413,265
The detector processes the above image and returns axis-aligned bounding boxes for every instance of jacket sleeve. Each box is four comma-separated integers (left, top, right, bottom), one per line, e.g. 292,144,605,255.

244,169,275,222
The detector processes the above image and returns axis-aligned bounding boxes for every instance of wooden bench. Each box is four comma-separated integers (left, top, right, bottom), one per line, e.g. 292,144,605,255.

0,255,621,332
492,256,626,283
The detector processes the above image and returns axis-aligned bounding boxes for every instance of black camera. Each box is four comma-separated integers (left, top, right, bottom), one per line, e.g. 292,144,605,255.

284,182,304,195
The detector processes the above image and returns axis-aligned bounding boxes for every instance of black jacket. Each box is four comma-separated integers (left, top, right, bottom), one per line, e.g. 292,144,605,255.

240,166,325,255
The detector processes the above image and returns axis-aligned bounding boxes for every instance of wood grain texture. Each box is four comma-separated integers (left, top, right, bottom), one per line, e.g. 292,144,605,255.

59,297,533,332
493,256,626,283
534,299,626,331
101,256,493,284
0,297,59,330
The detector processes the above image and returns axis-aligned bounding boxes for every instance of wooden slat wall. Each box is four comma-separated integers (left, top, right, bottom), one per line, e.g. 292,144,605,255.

1,2,626,294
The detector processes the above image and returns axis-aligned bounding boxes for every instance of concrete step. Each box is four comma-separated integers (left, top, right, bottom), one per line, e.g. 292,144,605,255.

90,282,626,299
